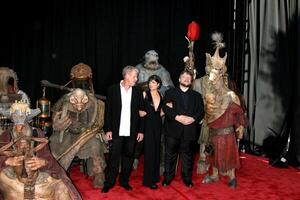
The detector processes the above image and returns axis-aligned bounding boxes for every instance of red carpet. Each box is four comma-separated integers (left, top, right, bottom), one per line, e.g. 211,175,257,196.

70,154,300,200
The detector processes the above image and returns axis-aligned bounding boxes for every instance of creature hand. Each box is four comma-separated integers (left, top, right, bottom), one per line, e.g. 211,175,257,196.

205,104,218,115
25,157,48,171
106,131,113,141
236,126,244,139
5,156,24,167
52,111,72,131
137,133,144,142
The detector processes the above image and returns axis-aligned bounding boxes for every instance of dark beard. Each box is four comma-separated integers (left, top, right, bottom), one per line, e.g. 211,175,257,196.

179,82,191,88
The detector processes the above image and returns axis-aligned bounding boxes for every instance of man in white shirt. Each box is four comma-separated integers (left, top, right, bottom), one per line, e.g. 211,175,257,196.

102,66,144,193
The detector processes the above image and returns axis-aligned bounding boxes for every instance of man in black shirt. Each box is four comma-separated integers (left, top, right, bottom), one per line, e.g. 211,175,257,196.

162,70,204,187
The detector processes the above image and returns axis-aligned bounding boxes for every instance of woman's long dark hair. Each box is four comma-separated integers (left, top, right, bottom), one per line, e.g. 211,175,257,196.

147,75,162,89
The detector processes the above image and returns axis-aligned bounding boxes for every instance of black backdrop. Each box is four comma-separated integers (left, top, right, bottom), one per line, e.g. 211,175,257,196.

0,0,234,104
246,0,300,168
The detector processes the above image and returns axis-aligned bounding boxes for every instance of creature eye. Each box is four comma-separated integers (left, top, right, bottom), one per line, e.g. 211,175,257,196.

82,96,88,104
70,96,77,104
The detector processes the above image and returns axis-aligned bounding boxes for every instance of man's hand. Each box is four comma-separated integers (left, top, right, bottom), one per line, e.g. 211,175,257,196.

139,110,147,117
136,133,144,142
166,102,173,108
52,111,72,131
25,157,47,171
175,115,185,124
160,109,165,117
175,115,195,125
183,116,195,125
5,156,24,167
106,131,113,141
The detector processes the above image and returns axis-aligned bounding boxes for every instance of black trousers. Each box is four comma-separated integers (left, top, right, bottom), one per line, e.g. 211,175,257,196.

105,136,136,186
164,136,194,183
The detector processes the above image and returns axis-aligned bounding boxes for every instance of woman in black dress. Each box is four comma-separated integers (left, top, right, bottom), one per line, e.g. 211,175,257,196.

141,75,163,189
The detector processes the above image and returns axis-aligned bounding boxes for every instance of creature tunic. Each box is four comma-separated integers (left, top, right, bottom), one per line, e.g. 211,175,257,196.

207,102,246,173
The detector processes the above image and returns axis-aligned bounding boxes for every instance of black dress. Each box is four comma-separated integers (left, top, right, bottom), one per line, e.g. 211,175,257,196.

142,90,162,187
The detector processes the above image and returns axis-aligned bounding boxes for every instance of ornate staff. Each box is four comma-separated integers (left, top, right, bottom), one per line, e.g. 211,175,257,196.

184,21,200,79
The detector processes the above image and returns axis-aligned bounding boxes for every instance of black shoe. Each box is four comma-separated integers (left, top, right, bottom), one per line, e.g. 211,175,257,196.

269,158,289,168
120,183,132,191
183,180,194,188
149,184,158,190
101,185,111,193
162,179,171,187
228,179,237,189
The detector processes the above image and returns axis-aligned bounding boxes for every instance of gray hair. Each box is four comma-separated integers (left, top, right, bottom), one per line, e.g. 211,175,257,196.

122,65,139,78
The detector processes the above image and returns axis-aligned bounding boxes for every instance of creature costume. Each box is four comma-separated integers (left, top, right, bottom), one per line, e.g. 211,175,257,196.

193,74,212,174
0,101,81,200
0,67,30,104
136,50,174,95
49,63,106,188
201,33,246,188
0,67,30,131
50,89,106,188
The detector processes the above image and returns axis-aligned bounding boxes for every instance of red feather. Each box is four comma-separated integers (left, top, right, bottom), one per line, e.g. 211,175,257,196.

187,21,200,41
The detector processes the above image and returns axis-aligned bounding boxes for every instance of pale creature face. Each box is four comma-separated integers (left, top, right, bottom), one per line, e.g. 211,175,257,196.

69,89,89,112
144,50,159,69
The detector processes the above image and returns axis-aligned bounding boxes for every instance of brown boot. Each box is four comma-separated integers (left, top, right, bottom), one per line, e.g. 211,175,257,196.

197,144,209,174
197,160,209,174
91,157,105,188
93,173,105,188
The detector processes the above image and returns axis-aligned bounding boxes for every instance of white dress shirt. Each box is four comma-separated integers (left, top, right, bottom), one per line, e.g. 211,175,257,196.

119,81,132,136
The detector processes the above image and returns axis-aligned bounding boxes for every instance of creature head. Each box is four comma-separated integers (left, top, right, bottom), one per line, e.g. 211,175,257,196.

0,101,40,128
144,50,160,70
69,88,89,112
12,123,33,151
9,101,38,152
8,101,40,125
205,32,228,85
0,67,19,94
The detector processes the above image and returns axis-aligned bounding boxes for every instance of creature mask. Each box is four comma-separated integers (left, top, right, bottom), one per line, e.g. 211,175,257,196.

69,88,89,112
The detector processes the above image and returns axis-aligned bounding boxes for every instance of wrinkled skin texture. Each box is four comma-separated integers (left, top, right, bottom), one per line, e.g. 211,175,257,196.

0,124,72,200
200,50,244,186
50,89,106,189
193,50,234,175
0,170,71,200
136,50,174,96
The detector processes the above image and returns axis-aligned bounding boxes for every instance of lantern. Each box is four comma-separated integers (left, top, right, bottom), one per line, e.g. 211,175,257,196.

36,96,51,119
